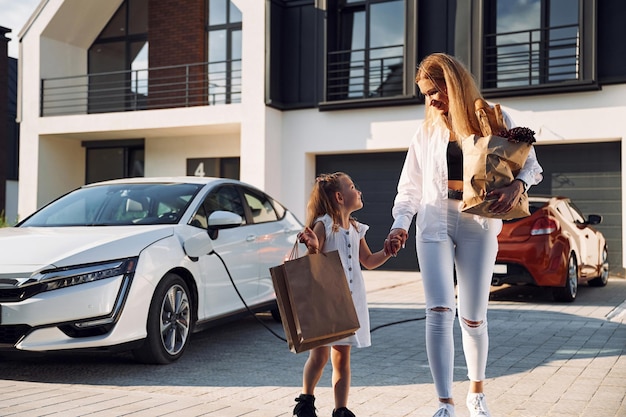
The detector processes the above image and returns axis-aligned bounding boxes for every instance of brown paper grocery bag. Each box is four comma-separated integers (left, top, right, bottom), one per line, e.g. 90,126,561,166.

270,248,360,353
460,134,532,220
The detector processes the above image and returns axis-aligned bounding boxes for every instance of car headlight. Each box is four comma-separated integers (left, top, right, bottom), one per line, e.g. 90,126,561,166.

36,258,138,292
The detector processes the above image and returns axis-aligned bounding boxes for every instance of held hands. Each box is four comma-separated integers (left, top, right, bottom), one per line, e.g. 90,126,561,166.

298,227,319,254
486,179,525,214
384,228,408,257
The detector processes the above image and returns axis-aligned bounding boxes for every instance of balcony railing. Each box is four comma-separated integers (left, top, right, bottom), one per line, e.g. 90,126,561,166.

483,23,581,90
326,44,404,102
40,60,241,117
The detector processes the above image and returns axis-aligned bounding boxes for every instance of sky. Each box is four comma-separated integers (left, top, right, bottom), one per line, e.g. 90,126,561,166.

0,0,42,58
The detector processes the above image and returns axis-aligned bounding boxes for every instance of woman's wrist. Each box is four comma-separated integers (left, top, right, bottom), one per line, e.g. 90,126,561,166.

514,178,528,192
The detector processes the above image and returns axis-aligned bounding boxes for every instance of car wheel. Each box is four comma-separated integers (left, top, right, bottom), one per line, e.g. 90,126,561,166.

133,273,193,364
270,307,281,323
553,253,578,302
588,246,609,287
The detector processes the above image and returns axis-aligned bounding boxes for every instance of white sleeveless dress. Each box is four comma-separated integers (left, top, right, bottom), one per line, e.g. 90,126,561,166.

316,214,371,348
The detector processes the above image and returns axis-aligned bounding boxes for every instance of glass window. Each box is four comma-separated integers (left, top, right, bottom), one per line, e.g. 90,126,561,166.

99,3,127,39
208,0,242,104
89,0,148,113
207,186,246,222
84,141,144,184
190,204,209,229
327,0,406,101
209,0,227,25
21,183,202,227
566,201,586,223
243,190,278,224
481,0,594,93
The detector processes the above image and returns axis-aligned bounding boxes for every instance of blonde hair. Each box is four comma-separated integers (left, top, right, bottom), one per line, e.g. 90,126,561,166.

416,53,483,138
306,172,358,232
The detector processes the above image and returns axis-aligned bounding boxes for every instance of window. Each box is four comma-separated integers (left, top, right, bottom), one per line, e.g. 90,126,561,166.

88,0,148,113
207,0,242,104
202,186,246,223
243,189,278,224
478,0,597,96
83,140,144,184
324,0,415,104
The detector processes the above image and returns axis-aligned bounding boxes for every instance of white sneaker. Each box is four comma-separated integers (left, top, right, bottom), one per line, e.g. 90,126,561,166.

466,393,491,417
433,402,456,417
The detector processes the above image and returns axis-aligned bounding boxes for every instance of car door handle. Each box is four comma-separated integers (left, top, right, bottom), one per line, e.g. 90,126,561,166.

246,234,256,242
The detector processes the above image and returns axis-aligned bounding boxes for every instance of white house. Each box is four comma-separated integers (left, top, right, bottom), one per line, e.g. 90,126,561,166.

16,0,626,272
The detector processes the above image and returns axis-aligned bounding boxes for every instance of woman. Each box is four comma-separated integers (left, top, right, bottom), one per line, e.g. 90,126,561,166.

384,53,543,417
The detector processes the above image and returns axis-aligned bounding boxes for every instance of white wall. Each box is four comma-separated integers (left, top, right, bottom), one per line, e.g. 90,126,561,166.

146,134,240,177
38,136,85,209
5,180,18,225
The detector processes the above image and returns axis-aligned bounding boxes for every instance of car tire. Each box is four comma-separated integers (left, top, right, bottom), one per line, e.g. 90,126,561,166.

553,253,578,302
133,273,193,364
588,246,609,287
270,307,281,323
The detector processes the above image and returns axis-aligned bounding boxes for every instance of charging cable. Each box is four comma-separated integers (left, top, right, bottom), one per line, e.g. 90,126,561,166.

212,249,425,342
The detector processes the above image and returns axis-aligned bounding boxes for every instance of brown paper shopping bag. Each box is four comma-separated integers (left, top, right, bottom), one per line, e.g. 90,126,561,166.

460,134,532,220
460,99,534,220
270,245,360,353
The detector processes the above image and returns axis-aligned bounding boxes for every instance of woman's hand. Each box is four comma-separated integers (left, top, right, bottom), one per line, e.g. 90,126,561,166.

487,180,525,214
298,226,320,254
384,228,408,256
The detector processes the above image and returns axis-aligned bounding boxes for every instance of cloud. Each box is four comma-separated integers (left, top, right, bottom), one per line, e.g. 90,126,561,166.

0,0,41,58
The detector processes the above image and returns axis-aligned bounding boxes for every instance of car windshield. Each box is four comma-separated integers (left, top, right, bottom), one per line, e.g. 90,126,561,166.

20,183,204,227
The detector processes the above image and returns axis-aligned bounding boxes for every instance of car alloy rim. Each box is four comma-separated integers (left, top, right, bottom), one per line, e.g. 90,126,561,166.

600,249,609,283
568,256,578,298
159,284,191,356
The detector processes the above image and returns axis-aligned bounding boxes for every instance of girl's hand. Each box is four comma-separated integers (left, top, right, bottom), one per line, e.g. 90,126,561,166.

298,227,320,254
385,228,407,256
386,237,402,257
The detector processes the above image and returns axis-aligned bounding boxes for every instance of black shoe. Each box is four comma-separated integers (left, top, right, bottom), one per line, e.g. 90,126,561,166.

332,407,356,417
293,394,317,417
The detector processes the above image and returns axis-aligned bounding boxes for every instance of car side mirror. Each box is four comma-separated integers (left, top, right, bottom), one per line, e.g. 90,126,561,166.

586,214,602,225
207,210,243,240
183,211,243,259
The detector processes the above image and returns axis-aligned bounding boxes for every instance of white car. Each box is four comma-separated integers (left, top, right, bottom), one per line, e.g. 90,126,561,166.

0,177,303,363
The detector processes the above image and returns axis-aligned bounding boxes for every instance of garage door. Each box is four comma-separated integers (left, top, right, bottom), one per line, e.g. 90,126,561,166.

317,141,622,273
316,152,418,271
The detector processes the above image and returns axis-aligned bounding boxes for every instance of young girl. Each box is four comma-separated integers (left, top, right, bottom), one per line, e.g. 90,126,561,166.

294,172,400,417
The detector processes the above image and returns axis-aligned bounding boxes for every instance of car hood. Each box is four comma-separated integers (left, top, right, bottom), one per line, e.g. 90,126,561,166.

0,226,174,274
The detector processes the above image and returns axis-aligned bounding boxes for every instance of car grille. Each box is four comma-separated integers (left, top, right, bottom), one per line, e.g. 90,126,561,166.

0,325,31,345
0,283,46,302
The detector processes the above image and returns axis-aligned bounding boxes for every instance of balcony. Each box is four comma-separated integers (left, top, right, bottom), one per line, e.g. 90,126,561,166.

326,44,405,102
41,60,241,117
482,23,593,95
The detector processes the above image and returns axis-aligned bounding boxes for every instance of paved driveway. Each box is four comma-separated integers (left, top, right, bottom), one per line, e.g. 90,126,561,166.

0,271,624,417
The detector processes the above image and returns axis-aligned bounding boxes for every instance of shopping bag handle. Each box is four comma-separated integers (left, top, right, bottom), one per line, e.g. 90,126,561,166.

288,240,300,261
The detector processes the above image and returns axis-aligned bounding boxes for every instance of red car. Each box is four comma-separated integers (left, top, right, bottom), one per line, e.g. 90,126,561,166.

493,196,609,302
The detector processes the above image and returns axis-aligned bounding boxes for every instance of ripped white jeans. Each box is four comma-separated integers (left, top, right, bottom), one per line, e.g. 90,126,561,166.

416,199,501,398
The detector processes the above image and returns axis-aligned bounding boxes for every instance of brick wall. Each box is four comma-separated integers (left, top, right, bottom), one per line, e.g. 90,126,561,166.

148,0,207,108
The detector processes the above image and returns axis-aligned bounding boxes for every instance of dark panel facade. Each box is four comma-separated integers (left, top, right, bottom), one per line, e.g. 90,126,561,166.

267,0,323,109
597,0,626,84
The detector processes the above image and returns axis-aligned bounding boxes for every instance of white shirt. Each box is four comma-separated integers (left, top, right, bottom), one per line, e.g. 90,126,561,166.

391,119,543,241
